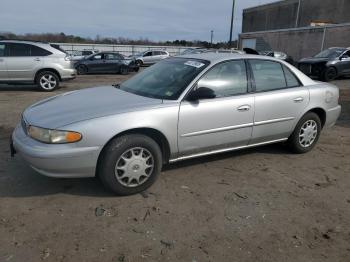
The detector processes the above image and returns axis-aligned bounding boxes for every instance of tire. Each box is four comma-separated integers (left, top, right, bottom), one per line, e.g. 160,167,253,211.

36,71,60,92
77,65,88,75
136,60,143,67
288,112,322,154
323,67,337,82
98,134,162,195
120,66,129,75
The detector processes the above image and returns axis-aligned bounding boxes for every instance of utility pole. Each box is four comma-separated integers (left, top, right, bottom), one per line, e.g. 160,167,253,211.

295,0,301,28
229,0,235,48
210,30,214,47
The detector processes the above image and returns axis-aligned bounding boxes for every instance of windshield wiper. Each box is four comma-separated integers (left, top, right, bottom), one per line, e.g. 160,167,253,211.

112,83,121,89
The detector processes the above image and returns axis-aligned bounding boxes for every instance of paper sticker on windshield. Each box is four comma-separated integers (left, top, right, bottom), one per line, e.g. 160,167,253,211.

184,61,205,68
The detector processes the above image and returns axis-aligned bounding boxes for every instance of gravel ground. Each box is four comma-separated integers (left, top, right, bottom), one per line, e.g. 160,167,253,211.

0,73,349,262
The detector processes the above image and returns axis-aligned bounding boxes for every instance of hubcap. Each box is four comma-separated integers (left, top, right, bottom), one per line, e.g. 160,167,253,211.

299,120,318,148
40,74,57,90
115,147,154,187
78,66,86,74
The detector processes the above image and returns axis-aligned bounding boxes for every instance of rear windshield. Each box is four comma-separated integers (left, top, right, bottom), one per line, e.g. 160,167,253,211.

50,44,67,54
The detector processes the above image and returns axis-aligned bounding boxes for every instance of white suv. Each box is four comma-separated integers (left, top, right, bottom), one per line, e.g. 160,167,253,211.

0,40,76,91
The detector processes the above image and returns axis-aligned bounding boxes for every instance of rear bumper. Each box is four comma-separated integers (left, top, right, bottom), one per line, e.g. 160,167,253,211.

12,124,100,178
325,105,341,128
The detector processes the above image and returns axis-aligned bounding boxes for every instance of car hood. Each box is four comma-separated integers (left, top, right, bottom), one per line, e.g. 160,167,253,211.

299,57,330,64
23,86,163,129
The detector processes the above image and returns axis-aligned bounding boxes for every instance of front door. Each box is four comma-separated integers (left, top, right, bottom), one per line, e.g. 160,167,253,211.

142,51,154,64
86,53,105,73
178,59,254,157
248,59,310,144
337,50,350,75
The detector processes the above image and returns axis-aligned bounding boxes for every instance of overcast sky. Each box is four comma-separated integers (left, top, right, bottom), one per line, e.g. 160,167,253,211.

0,0,277,42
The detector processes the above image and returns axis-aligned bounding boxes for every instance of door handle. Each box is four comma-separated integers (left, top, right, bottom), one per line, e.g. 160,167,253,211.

293,97,304,103
237,105,251,112
34,58,40,61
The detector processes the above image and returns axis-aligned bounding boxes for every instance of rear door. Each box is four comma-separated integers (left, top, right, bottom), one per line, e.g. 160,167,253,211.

178,59,254,156
248,59,309,144
6,43,44,81
104,53,123,72
0,43,9,80
142,51,154,64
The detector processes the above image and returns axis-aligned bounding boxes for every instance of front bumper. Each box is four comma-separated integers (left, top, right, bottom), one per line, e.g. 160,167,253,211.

12,124,100,178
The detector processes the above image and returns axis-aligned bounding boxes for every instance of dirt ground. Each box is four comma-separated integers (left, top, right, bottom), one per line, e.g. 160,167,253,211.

0,73,349,262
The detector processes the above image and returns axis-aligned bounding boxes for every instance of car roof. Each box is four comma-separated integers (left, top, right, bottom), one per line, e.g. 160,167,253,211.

0,39,48,44
175,52,283,64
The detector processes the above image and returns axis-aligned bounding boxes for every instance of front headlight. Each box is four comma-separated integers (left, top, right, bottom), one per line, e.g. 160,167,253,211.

27,126,82,144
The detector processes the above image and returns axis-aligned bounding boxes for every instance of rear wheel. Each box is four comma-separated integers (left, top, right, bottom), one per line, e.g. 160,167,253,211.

136,60,143,67
36,71,59,92
98,134,162,195
323,67,337,82
288,112,321,154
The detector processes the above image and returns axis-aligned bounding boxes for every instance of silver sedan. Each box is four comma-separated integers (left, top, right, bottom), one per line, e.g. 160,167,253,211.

11,53,341,195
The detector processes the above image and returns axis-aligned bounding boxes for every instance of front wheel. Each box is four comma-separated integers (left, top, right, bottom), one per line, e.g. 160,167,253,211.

77,65,88,75
120,66,129,75
98,134,162,195
288,112,322,154
36,71,60,92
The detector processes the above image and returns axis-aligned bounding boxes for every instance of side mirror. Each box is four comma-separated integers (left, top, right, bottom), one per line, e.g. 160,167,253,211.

187,87,216,101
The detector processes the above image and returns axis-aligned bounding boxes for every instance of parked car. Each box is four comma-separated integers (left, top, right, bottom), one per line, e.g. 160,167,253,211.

0,40,76,91
129,50,169,66
298,47,350,81
181,48,245,55
11,53,341,195
260,50,294,65
70,49,99,61
75,52,139,75
180,48,208,55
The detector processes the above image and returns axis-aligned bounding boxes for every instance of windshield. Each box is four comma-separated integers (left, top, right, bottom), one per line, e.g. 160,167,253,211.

119,58,209,100
314,48,346,58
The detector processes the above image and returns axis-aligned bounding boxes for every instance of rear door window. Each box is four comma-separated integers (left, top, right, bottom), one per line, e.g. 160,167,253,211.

8,43,31,57
30,45,52,56
105,53,116,60
283,65,300,87
249,59,287,92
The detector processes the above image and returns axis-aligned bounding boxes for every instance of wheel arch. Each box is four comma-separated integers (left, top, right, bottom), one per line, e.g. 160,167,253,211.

96,127,171,175
306,107,327,128
35,68,62,82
